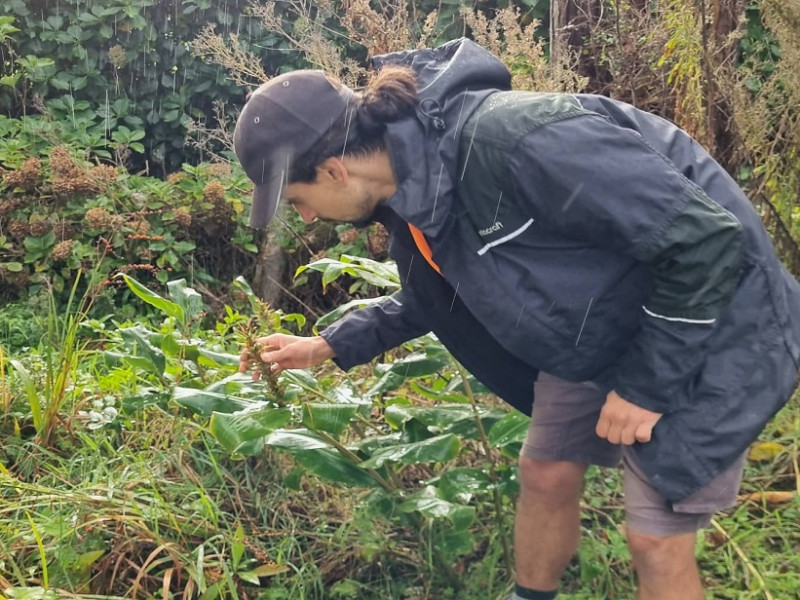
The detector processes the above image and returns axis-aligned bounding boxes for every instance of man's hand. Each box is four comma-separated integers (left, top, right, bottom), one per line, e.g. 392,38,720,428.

239,334,335,379
595,390,663,445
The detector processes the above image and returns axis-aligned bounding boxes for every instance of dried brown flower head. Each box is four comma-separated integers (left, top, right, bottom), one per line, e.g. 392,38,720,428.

206,162,232,177
49,146,76,177
129,219,151,236
108,44,127,69
172,207,192,227
167,172,186,186
28,219,52,238
8,219,29,239
52,239,74,261
203,181,226,203
84,207,113,231
338,228,360,245
3,157,42,192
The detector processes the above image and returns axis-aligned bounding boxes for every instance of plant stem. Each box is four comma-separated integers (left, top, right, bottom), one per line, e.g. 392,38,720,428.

455,362,515,573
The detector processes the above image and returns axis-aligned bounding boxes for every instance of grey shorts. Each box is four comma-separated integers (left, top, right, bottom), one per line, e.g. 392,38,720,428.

521,372,746,537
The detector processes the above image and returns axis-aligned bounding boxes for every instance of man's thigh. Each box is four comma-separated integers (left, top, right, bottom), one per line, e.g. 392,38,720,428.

623,448,746,536
521,372,746,536
521,371,621,467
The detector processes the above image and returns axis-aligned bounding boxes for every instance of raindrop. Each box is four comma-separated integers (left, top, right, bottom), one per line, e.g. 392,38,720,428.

449,282,460,312
405,255,414,284
432,164,443,222
575,297,594,346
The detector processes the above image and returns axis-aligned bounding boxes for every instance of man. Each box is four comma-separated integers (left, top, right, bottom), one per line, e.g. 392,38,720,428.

234,39,800,599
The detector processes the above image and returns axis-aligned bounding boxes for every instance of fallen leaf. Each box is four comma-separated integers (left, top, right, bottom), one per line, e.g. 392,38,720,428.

747,442,785,461
737,491,796,505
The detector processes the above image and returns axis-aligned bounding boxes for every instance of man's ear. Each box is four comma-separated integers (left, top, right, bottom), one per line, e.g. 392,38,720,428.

316,157,348,185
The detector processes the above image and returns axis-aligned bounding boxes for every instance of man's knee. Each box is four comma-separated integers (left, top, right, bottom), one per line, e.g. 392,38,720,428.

517,457,586,504
626,528,697,573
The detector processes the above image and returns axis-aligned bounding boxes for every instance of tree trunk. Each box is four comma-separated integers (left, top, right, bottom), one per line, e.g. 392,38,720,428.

251,228,288,307
550,0,607,85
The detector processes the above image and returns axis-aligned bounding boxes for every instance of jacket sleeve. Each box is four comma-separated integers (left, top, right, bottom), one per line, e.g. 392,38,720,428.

508,114,744,414
319,289,431,370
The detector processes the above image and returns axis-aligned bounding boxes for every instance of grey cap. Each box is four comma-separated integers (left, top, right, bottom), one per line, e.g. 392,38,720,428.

233,70,356,228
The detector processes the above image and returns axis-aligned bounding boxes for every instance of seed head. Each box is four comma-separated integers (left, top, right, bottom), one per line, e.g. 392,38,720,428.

84,207,113,231
52,239,74,261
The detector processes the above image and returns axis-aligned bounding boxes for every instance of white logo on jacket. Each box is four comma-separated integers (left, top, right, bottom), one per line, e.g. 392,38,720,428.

479,221,504,236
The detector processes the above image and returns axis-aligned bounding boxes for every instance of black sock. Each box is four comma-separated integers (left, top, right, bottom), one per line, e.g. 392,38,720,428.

513,583,558,600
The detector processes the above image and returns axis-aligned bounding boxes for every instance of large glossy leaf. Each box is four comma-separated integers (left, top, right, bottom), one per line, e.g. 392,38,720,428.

119,325,166,375
173,387,263,416
488,411,531,448
294,449,376,487
435,468,492,503
264,428,333,452
315,297,388,329
167,279,205,322
384,404,476,431
301,403,358,437
367,352,453,396
400,486,476,530
360,434,460,469
296,255,400,290
197,347,240,367
119,273,184,322
209,406,292,456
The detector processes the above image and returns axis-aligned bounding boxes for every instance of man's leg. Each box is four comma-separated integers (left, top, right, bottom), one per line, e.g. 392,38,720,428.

515,458,587,590
622,448,746,600
513,373,622,597
627,529,702,600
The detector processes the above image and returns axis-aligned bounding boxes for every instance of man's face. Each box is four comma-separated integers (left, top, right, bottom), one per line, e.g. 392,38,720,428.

283,159,380,224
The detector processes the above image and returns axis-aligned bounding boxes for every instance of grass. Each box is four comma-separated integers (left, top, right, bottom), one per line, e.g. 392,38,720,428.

0,308,798,599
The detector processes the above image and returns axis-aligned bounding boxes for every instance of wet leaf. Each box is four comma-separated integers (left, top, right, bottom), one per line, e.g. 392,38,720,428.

488,411,530,448
295,449,376,487
210,406,292,455
173,387,262,416
360,434,460,469
119,273,184,322
264,428,333,451
384,404,476,431
747,442,785,462
302,403,358,437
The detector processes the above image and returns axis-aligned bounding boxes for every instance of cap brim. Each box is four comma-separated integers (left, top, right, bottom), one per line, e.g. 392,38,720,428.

248,172,285,228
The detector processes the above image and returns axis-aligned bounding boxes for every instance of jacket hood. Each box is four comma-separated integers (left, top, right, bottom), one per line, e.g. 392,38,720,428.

371,39,511,236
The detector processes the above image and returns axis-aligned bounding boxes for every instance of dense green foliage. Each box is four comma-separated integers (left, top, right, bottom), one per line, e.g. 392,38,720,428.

1,1,799,598
0,140,263,308
0,0,295,173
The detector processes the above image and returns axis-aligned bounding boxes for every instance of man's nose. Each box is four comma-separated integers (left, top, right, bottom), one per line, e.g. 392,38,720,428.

294,205,318,223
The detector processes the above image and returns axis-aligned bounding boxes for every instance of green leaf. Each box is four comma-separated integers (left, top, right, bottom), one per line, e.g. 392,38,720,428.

367,352,452,395
209,405,292,455
119,325,166,375
301,403,358,437
1,262,23,272
488,411,530,448
315,297,388,328
196,347,240,367
119,274,184,322
436,468,492,503
360,434,460,469
400,486,476,530
384,404,475,431
9,359,42,432
173,387,264,417
264,428,332,451
167,278,205,322
294,449,376,487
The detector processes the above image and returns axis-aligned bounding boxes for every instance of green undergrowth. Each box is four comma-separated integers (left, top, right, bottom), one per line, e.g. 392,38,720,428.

0,263,798,600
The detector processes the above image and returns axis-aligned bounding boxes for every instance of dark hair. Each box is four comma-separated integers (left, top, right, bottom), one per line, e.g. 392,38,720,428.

289,66,418,183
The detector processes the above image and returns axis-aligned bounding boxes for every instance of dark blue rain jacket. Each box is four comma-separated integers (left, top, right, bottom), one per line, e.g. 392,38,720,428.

320,39,800,502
